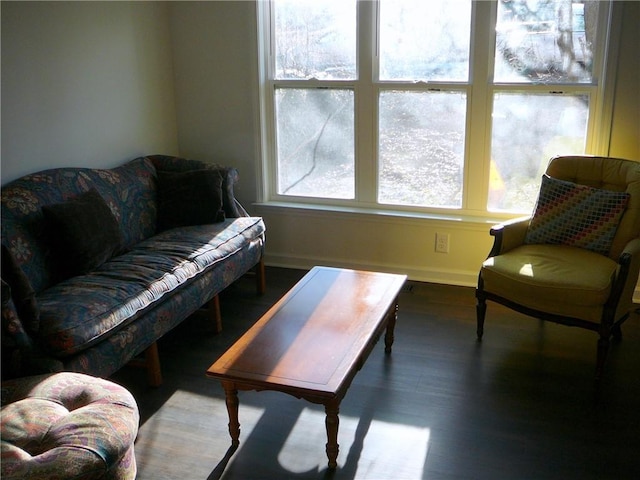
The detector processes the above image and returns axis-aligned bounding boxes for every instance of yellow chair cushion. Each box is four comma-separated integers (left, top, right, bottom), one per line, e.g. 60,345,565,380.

481,244,618,322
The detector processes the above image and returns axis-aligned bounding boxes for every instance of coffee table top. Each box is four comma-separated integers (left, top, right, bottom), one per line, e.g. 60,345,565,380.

206,266,406,398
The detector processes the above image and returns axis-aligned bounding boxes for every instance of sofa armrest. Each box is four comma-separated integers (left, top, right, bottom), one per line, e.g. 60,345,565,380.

487,216,531,257
2,280,63,380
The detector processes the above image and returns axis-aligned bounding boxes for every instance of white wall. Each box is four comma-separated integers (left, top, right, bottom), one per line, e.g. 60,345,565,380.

168,0,260,209
609,1,640,160
1,1,179,184
257,206,495,286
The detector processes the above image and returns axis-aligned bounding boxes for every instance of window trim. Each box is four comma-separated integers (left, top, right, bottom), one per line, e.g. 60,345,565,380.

255,0,619,221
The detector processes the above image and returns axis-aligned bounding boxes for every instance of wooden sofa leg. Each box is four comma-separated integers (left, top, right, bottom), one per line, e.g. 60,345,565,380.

210,295,222,333
145,342,163,387
256,258,266,295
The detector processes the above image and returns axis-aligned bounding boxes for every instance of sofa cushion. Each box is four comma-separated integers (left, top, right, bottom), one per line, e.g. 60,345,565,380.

36,217,265,357
524,174,630,256
42,189,124,280
156,169,225,231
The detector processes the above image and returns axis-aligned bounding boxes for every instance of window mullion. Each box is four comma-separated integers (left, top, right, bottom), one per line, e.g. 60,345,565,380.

355,0,377,205
465,0,495,214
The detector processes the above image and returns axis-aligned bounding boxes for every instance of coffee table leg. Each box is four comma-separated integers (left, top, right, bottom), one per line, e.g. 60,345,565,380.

222,381,240,447
384,302,398,354
325,400,340,469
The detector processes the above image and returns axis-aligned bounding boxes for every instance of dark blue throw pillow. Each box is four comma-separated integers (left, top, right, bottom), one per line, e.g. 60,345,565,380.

42,189,124,280
156,169,226,231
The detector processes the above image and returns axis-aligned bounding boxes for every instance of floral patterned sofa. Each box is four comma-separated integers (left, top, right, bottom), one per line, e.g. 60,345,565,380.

1,155,266,385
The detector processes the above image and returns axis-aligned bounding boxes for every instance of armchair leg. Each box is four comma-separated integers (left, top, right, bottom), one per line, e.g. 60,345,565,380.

476,295,486,340
596,335,610,381
611,323,622,341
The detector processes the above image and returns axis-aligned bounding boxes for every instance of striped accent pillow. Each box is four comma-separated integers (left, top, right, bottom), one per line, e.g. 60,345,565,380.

524,174,630,256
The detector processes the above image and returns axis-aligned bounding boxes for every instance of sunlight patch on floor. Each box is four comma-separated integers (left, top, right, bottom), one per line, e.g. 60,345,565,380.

135,390,266,468
278,407,430,477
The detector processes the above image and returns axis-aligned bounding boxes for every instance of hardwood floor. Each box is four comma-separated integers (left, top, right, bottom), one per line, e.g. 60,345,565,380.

110,267,640,480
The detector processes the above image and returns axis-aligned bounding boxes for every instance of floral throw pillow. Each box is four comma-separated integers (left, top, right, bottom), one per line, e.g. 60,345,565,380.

524,174,630,256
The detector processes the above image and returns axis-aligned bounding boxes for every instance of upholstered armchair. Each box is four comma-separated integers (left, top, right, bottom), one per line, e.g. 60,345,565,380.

476,155,640,380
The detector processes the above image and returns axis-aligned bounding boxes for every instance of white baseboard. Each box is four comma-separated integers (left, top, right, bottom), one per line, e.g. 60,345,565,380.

265,253,640,305
264,253,478,288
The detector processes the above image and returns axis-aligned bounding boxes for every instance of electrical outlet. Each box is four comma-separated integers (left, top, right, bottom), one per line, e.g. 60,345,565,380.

435,232,450,253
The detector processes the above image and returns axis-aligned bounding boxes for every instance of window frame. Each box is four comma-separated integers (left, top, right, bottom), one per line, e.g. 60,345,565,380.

256,0,618,221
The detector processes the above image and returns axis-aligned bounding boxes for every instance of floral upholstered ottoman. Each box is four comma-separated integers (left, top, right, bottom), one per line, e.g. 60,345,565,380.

1,372,139,479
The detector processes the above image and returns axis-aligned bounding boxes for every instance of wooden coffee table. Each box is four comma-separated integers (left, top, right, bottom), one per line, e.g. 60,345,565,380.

206,266,406,468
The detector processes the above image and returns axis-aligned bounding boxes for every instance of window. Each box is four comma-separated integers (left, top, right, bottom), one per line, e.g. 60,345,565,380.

257,0,614,216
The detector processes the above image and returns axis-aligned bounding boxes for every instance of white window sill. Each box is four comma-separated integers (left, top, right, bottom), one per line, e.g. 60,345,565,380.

253,201,522,227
